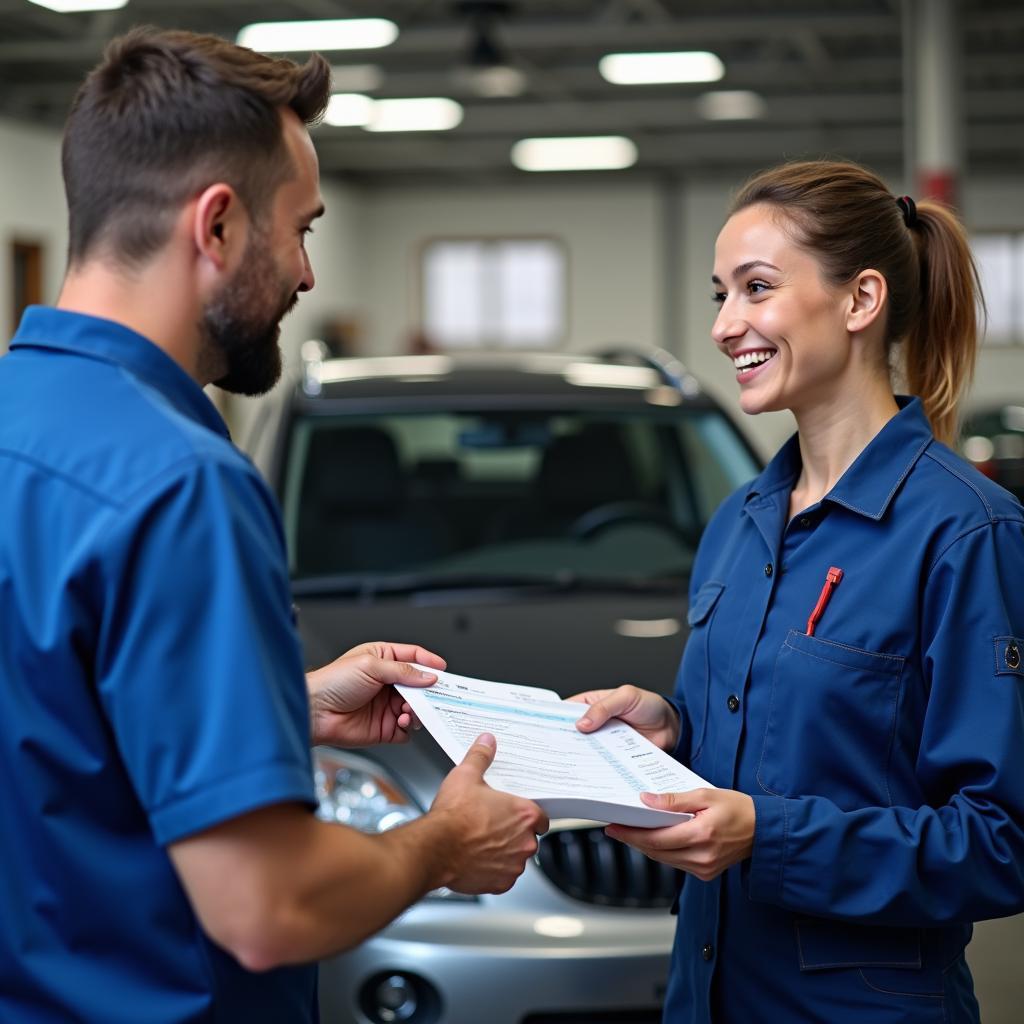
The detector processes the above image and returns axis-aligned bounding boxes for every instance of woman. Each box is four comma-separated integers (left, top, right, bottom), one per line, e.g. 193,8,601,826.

574,160,1024,1023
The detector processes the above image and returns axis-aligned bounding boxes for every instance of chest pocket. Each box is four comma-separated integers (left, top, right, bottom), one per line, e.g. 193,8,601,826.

757,629,905,809
681,580,726,763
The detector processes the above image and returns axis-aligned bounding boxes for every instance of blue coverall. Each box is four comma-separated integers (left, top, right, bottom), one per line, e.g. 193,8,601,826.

664,397,1024,1023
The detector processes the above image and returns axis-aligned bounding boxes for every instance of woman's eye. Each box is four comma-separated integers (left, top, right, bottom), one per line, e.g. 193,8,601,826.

747,279,770,295
712,291,727,305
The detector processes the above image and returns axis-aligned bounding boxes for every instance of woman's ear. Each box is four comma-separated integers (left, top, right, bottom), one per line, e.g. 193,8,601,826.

846,269,887,333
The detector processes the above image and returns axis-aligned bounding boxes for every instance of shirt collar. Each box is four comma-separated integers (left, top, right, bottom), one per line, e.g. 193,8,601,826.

744,396,934,520
10,306,230,440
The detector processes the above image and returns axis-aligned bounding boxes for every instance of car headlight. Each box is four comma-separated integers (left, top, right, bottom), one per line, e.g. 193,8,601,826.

313,747,474,902
314,747,422,832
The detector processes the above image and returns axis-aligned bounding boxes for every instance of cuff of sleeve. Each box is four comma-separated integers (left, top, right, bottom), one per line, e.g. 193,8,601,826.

149,760,317,845
747,794,788,904
664,697,690,761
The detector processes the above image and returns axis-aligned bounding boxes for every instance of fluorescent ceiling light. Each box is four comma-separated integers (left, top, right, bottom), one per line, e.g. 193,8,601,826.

329,64,383,92
511,136,637,172
324,94,375,127
237,19,398,53
364,98,463,133
453,64,527,99
697,90,766,120
27,0,128,10
599,51,724,85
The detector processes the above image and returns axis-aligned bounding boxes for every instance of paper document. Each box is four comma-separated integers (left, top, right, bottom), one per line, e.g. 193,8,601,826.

397,668,712,828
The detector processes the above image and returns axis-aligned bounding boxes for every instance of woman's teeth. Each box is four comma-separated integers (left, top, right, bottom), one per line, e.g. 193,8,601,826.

733,350,776,369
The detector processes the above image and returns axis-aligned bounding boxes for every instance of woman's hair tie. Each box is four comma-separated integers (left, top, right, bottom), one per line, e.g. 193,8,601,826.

896,194,918,229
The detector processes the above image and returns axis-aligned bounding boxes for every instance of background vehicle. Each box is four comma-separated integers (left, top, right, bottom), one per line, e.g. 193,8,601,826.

249,348,761,1024
959,404,1024,502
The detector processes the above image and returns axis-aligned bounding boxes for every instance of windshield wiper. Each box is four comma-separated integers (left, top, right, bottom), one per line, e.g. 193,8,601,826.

291,570,687,599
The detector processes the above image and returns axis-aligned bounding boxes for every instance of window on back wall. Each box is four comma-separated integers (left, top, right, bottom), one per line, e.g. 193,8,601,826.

972,232,1024,345
421,238,567,349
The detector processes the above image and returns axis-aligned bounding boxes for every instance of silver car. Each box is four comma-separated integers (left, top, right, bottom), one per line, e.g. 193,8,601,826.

249,348,760,1023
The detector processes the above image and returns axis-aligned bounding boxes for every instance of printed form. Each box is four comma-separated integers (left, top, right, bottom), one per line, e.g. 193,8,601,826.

397,668,711,827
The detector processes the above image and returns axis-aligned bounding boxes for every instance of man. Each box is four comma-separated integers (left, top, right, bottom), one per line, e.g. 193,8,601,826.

0,27,547,1024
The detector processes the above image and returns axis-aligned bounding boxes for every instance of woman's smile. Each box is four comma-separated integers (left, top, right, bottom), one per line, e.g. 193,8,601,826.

731,348,778,382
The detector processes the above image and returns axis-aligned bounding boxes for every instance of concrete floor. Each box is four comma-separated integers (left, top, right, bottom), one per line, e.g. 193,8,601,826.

968,916,1024,1022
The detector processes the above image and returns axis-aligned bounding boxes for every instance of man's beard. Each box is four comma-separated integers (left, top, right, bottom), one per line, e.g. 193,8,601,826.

201,235,298,397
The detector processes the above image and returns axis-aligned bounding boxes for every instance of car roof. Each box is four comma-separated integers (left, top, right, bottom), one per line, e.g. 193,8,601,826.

293,349,721,412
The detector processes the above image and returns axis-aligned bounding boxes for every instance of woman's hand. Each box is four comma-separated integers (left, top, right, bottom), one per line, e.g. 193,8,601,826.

606,788,755,881
306,642,445,748
568,685,681,752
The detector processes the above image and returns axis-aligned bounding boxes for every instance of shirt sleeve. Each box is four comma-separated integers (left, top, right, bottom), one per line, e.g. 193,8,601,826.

747,518,1024,926
91,455,316,846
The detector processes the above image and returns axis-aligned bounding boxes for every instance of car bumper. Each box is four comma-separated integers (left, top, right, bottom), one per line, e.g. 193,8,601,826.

318,895,674,1024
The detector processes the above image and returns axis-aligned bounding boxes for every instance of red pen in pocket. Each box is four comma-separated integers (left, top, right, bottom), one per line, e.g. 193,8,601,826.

806,567,843,637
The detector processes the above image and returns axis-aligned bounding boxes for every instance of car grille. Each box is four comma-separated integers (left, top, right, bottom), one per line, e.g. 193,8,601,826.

536,826,678,908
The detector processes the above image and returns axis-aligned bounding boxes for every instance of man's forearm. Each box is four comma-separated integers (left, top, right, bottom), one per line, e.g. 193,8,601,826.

170,803,460,971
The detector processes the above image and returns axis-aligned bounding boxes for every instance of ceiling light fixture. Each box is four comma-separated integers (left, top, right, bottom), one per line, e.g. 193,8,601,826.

511,136,637,173
364,98,464,133
323,94,375,127
452,0,527,99
237,19,398,53
697,90,766,120
27,0,128,10
599,51,724,85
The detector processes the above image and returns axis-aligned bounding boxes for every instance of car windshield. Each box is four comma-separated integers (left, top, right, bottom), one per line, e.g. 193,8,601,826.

281,407,757,586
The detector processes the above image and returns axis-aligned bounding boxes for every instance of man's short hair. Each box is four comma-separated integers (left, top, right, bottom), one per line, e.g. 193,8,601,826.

62,27,331,269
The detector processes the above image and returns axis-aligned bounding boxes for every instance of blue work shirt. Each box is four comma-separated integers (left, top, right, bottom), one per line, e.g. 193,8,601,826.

664,398,1024,1024
0,308,318,1023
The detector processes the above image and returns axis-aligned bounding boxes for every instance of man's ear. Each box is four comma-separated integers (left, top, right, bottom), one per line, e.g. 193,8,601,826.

192,183,246,272
846,269,887,334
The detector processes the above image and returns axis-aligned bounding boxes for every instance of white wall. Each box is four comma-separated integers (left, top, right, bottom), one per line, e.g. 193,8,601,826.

0,118,68,352
355,181,662,357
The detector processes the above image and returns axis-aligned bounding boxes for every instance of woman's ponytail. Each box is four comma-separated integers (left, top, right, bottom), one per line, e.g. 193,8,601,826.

901,201,984,445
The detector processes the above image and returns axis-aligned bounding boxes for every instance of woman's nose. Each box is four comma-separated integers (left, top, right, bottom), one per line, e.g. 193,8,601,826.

711,301,745,346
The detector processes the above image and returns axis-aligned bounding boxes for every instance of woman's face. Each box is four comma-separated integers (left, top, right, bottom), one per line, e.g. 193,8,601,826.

711,203,854,418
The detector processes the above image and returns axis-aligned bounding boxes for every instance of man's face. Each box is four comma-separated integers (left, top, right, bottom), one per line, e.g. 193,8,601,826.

203,227,296,396
203,109,324,396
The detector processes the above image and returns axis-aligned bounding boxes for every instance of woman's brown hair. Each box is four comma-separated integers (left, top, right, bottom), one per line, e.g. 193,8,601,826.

62,26,331,269
730,160,983,445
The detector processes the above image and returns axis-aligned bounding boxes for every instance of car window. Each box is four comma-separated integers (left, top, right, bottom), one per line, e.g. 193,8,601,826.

281,408,757,582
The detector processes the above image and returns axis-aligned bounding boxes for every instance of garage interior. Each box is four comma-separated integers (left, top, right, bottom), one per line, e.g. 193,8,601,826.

2,1,1023,1021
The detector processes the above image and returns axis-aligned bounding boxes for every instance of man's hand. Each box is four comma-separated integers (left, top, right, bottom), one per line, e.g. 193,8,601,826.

307,642,446,748
429,734,549,895
605,788,755,881
568,685,681,752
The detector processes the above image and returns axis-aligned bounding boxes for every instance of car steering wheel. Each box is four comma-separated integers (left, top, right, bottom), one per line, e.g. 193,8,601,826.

568,500,687,541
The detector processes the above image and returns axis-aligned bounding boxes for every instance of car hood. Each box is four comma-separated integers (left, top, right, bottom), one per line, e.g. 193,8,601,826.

294,588,687,697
